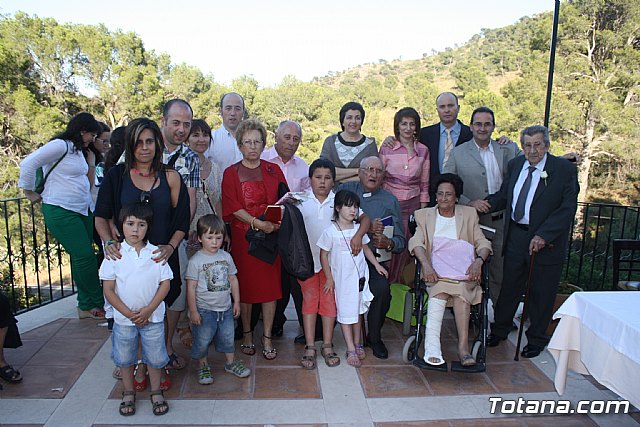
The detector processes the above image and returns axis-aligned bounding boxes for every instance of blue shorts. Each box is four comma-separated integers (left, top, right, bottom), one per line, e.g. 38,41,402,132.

191,307,234,359
111,322,169,369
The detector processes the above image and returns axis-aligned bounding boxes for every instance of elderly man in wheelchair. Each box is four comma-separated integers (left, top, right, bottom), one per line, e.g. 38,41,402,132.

407,174,492,371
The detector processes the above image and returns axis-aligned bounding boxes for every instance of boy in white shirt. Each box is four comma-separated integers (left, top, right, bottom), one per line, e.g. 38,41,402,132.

101,203,172,417
186,214,250,385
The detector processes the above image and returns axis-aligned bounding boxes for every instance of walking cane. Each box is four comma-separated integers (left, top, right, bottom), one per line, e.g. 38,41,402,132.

514,251,536,361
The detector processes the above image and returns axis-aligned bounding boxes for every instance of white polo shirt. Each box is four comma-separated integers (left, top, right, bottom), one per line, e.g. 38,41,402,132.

99,241,173,326
298,190,335,273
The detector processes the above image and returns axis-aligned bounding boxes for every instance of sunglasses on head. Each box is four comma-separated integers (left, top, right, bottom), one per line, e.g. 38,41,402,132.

140,191,151,204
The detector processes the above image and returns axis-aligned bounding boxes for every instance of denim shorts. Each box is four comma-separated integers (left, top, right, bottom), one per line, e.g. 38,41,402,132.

191,306,234,359
111,322,169,369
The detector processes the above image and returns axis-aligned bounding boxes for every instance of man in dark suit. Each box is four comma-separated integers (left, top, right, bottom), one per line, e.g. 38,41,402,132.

484,125,578,358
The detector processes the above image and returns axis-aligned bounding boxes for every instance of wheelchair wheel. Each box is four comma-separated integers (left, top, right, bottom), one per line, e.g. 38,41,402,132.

402,335,417,363
402,291,413,335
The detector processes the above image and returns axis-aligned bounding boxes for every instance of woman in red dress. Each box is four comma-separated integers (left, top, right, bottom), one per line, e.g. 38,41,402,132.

222,119,287,360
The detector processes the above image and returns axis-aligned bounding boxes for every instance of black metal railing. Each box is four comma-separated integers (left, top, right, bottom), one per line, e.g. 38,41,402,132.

1,198,639,314
1,198,74,314
564,202,640,290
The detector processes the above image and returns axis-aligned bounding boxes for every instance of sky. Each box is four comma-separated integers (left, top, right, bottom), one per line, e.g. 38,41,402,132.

1,0,555,87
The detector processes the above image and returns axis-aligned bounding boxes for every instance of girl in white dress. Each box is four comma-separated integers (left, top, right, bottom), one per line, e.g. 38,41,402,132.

317,190,387,367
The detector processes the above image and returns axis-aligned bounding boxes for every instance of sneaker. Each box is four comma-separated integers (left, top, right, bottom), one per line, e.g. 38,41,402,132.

197,365,213,385
224,360,251,378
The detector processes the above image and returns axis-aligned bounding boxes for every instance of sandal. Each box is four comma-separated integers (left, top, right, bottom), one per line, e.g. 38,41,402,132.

149,390,169,416
160,367,171,391
301,345,316,370
261,335,277,360
118,390,136,416
177,326,193,348
133,361,147,391
460,354,476,367
0,365,22,383
346,350,361,368
355,343,366,360
240,330,256,356
112,366,122,380
321,343,341,367
165,352,185,370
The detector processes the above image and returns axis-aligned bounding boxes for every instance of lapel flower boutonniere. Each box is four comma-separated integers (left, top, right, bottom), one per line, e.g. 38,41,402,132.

540,170,548,186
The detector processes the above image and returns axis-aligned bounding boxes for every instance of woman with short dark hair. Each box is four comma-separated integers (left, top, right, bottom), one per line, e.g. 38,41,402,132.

320,101,378,183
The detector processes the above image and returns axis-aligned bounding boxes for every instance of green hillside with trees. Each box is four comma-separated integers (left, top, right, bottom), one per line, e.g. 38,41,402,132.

1,0,638,204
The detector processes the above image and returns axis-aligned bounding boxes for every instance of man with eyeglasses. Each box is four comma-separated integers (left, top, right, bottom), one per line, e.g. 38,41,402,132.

483,125,578,359
442,106,521,306
261,120,311,340
339,156,406,359
207,92,245,173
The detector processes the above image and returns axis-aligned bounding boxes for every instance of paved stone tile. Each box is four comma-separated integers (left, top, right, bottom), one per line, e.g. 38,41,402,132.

359,365,430,398
253,366,320,399
0,364,84,398
422,369,497,396
486,362,555,394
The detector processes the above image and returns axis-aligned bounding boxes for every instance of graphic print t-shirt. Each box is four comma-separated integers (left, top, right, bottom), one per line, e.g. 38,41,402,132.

185,249,237,311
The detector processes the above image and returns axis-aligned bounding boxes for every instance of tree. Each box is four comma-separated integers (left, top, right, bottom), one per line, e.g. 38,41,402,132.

552,0,640,201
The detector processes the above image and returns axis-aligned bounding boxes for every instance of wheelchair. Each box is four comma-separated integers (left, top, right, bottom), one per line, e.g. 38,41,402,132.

401,222,493,374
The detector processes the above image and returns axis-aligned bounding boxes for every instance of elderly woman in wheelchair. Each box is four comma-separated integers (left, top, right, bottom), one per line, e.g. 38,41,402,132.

408,174,491,368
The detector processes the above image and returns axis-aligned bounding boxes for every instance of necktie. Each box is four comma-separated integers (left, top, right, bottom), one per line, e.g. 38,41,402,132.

513,166,536,223
443,128,453,167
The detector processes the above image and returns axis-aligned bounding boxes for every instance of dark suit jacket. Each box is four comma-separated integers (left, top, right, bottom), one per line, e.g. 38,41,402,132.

486,154,579,265
419,120,473,205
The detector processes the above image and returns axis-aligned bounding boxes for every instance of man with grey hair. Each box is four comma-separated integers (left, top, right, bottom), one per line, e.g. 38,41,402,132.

261,120,310,192
484,125,578,359
262,120,310,339
207,92,245,172
339,156,406,358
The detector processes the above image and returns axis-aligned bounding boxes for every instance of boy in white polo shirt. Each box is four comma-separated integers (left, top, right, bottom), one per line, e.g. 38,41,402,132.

101,203,172,417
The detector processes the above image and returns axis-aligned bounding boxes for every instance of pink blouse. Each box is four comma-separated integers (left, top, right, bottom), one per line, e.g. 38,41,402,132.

380,141,430,204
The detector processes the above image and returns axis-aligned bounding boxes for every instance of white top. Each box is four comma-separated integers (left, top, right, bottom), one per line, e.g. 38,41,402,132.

298,190,336,273
317,223,374,324
261,146,310,192
511,154,548,224
434,211,457,240
18,139,91,215
99,241,173,326
206,126,243,173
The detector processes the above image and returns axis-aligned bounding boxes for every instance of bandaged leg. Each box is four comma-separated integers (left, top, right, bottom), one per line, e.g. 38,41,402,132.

423,297,447,365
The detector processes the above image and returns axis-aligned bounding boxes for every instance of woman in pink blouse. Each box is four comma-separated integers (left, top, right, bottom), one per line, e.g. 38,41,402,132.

379,107,430,283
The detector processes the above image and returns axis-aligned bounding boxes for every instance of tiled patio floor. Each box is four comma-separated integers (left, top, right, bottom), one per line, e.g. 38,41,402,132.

0,297,637,426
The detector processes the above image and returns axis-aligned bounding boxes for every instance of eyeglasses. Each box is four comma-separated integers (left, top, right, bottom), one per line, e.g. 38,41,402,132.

241,140,263,147
360,167,383,175
140,191,151,204
436,191,456,199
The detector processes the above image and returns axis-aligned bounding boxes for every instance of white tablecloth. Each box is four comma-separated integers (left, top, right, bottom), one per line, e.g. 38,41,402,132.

548,291,640,408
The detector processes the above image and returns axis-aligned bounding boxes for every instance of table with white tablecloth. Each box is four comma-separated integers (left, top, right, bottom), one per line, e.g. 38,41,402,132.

548,291,640,408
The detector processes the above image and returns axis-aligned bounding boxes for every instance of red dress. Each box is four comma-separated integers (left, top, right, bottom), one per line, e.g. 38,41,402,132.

222,161,287,304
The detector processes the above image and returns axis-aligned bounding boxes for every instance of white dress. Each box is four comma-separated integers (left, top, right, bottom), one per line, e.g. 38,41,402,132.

317,223,374,324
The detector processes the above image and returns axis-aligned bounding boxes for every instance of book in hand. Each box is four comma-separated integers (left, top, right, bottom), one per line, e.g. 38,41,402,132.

264,205,284,223
375,216,394,262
